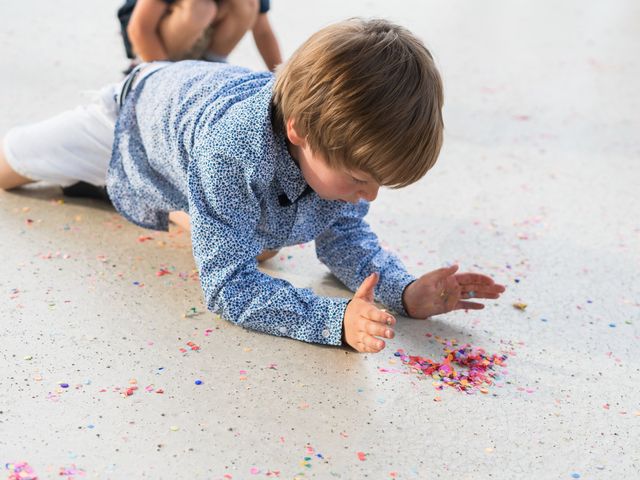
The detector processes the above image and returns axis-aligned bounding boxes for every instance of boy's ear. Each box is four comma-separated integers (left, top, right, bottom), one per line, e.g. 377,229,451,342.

286,118,306,147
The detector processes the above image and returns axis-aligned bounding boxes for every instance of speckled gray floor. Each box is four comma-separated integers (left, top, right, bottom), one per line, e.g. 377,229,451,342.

1,1,639,479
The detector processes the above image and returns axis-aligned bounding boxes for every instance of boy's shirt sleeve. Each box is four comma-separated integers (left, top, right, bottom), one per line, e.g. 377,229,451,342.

315,201,416,316
187,152,347,346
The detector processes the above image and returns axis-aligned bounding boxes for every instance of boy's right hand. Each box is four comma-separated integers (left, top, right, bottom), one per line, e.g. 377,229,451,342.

343,273,396,353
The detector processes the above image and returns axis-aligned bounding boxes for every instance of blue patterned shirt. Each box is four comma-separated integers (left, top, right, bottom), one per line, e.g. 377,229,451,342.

108,61,415,345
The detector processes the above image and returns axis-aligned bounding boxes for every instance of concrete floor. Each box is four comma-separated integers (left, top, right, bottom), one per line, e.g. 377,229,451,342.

1,1,639,478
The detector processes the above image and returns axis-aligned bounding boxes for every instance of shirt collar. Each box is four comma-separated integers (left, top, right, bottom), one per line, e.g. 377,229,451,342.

274,134,311,205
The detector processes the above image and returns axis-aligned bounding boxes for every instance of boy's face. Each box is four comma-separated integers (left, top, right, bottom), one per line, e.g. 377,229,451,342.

287,121,380,203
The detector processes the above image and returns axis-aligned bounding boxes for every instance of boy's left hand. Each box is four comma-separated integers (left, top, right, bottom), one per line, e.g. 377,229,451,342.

402,265,505,319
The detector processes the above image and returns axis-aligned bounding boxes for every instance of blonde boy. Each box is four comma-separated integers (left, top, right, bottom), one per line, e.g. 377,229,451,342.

0,19,505,352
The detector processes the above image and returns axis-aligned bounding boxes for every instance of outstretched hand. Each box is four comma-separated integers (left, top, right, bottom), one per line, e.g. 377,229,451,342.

343,272,396,353
402,265,505,319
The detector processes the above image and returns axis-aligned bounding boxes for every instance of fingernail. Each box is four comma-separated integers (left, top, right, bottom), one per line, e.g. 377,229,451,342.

386,329,393,338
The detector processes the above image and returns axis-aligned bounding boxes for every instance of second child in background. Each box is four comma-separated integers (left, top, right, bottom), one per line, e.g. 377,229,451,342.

118,0,282,71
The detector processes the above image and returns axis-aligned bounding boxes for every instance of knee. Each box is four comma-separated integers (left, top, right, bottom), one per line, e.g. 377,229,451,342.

180,0,218,30
229,0,259,29
0,144,26,190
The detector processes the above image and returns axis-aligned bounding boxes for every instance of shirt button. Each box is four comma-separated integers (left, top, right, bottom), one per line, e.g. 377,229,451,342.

321,329,330,338
278,326,287,334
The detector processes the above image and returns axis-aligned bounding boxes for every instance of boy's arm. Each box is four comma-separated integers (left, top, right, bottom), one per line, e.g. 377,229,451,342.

127,0,170,61
188,153,346,345
315,202,416,316
251,14,282,71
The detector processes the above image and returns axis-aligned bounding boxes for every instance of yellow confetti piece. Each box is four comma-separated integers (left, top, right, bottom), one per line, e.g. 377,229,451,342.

480,387,489,394
513,302,527,311
169,426,179,431
485,447,494,453
23,355,33,361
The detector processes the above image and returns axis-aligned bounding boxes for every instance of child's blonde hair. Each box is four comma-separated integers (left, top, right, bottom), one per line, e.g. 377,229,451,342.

272,18,444,188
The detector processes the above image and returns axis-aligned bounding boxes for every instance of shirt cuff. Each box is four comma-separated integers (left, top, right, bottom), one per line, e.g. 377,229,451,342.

377,270,416,317
310,296,349,346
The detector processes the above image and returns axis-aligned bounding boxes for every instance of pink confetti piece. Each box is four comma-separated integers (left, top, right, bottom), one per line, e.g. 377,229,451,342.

357,451,367,461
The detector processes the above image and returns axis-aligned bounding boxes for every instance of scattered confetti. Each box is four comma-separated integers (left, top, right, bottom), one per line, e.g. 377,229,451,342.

182,307,203,318
59,464,86,478
156,268,171,276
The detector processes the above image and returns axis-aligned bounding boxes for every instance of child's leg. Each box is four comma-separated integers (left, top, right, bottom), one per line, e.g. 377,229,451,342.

205,0,259,59
158,0,218,60
0,85,119,191
168,210,278,262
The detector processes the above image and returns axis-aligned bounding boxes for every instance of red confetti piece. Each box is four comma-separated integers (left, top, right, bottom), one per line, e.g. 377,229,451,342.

357,451,367,461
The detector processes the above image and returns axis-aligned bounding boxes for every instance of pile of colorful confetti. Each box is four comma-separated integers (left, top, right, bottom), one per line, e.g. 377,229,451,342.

394,342,507,394
5,462,37,480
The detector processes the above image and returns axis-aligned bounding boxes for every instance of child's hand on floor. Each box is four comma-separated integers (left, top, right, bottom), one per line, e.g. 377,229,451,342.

343,272,396,353
402,265,505,319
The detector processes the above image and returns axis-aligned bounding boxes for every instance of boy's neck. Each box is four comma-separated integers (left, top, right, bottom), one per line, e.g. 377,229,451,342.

285,137,301,166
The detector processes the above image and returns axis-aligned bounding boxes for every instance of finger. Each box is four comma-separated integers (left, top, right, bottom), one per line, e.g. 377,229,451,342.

354,272,379,303
454,273,497,286
462,291,502,300
361,307,396,326
429,264,459,281
364,319,395,339
460,285,505,298
362,334,386,353
454,301,485,310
